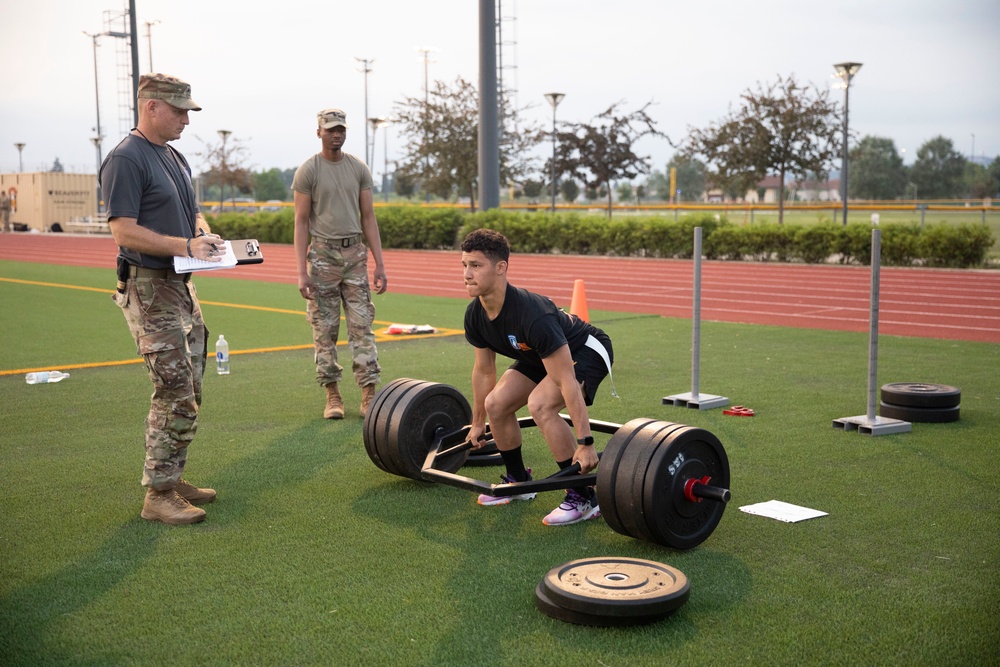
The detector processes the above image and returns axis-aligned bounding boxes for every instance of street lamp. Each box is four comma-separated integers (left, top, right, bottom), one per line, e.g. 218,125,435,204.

15,143,25,172
218,130,231,210
354,57,374,166
833,62,862,226
144,20,160,72
369,117,392,202
544,92,565,213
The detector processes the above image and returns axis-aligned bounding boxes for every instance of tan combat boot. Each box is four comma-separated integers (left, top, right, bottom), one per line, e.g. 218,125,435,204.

141,488,207,525
360,384,378,419
175,479,217,505
324,383,345,419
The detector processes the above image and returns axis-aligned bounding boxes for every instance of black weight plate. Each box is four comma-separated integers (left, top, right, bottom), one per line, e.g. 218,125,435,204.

540,557,690,618
881,383,960,409
363,378,413,473
614,422,688,544
596,419,658,539
388,382,472,479
371,379,427,476
643,427,729,550
534,583,676,627
880,401,960,423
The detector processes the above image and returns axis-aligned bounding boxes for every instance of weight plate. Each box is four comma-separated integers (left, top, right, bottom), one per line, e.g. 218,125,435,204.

643,428,729,550
881,383,960,409
596,419,658,539
363,378,412,473
387,382,472,479
539,557,690,618
371,379,426,476
880,401,960,423
534,583,676,627
613,422,688,544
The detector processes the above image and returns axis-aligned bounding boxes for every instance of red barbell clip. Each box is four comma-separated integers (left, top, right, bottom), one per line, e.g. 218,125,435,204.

723,405,755,417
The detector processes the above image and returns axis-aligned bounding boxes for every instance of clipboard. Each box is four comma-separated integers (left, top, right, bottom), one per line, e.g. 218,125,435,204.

231,239,264,265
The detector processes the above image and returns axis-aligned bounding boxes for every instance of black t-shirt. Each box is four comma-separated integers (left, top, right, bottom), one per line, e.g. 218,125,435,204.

100,134,199,269
464,283,599,369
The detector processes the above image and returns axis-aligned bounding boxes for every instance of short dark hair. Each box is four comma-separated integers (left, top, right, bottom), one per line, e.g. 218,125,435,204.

461,228,510,265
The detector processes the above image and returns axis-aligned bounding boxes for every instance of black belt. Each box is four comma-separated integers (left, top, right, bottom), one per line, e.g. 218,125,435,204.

129,265,190,282
315,234,362,248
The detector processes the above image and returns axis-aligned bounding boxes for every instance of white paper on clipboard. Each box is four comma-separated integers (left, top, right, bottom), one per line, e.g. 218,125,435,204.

173,240,238,273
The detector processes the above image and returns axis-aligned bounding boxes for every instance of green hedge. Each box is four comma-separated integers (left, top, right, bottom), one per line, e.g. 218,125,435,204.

205,208,994,268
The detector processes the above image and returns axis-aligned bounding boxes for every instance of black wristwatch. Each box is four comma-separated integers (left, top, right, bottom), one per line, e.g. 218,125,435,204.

577,436,594,446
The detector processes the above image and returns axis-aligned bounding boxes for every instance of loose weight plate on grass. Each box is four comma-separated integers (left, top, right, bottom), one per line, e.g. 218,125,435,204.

880,383,961,408
536,557,690,624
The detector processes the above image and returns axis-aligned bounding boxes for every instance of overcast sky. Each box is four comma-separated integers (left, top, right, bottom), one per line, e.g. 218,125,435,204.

1,0,997,183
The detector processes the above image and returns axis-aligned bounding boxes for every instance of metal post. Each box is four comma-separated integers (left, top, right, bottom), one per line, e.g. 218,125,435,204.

128,0,140,128
663,227,729,410
832,228,911,435
218,130,231,210
478,0,500,211
15,143,25,172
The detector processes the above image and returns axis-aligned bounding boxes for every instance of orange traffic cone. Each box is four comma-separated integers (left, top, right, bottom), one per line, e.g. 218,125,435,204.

570,279,589,322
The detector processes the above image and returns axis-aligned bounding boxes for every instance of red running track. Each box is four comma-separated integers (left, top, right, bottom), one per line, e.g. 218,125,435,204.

2,234,998,343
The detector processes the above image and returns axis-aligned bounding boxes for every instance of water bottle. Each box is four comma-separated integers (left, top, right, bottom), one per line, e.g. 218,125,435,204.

215,335,230,375
26,371,70,384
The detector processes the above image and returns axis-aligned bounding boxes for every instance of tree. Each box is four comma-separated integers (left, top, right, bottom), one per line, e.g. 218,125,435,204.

909,136,966,199
963,162,997,199
683,74,841,223
549,101,663,217
646,170,668,200
560,178,580,203
848,136,907,200
253,168,289,201
392,77,539,211
394,170,416,199
616,182,634,203
522,179,544,202
50,158,65,173
197,133,253,207
668,155,707,202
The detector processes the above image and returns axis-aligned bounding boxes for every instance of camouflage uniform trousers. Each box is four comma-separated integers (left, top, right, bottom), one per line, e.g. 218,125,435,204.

113,276,207,491
306,239,381,388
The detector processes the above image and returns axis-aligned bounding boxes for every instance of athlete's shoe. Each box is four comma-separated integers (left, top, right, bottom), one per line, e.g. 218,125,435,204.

477,469,536,506
542,488,601,526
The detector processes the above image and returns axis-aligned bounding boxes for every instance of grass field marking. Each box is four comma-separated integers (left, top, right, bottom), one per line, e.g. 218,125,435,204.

0,276,116,295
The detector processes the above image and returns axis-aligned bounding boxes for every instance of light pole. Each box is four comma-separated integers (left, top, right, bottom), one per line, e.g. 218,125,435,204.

83,31,104,211
833,62,862,226
971,133,975,163
544,93,565,213
417,47,437,203
218,130,231,210
15,143,25,172
354,57,374,166
369,117,391,202
144,20,160,72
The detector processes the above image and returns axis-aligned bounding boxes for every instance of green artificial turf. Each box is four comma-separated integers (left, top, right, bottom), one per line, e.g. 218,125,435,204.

1,261,998,666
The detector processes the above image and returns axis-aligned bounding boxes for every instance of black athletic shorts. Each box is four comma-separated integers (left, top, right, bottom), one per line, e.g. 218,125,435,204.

510,333,613,406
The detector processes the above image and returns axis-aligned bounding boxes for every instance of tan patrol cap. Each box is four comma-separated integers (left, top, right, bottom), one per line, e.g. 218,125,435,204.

318,108,348,129
137,73,202,111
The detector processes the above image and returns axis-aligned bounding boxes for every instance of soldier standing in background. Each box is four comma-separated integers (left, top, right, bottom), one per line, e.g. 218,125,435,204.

292,108,387,420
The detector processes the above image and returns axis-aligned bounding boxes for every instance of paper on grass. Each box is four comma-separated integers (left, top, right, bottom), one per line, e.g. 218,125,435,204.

739,500,828,523
173,241,238,273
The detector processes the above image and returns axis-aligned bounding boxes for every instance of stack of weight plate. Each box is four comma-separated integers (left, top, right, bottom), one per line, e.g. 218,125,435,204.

535,557,690,626
880,383,961,423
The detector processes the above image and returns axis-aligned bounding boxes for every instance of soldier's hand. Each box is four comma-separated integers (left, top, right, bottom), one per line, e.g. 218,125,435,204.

372,266,387,294
298,275,316,300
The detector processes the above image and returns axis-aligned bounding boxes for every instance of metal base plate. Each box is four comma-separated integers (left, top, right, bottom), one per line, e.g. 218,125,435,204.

832,415,912,436
662,392,730,410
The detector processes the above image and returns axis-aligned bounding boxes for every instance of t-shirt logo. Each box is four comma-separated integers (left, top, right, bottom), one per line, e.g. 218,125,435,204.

507,335,531,352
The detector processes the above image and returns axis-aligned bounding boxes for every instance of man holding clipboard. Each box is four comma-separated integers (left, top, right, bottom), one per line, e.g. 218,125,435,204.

101,73,222,526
